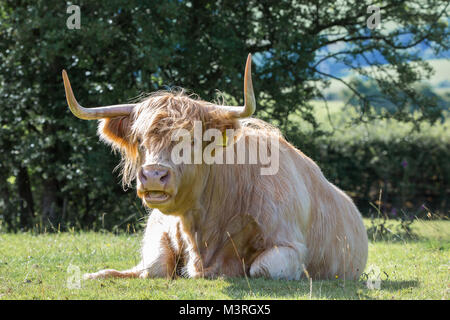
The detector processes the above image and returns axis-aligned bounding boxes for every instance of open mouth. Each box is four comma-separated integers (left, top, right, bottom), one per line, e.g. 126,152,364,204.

144,191,171,204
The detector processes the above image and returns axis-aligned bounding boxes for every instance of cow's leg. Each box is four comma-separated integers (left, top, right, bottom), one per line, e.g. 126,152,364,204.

249,244,307,280
83,266,145,280
83,233,180,280
83,237,179,280
84,211,183,280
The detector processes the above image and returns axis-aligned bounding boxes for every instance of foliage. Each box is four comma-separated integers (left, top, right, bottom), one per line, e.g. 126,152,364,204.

318,135,449,214
366,208,417,241
287,103,450,216
0,0,449,230
343,79,449,124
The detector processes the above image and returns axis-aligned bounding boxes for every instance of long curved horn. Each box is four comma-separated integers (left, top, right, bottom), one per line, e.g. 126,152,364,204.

218,54,256,118
62,70,136,120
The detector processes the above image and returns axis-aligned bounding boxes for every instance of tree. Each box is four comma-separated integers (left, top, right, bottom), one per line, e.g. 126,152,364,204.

0,0,448,230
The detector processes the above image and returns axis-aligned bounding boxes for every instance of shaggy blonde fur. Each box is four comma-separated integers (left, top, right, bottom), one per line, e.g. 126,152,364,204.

85,90,368,281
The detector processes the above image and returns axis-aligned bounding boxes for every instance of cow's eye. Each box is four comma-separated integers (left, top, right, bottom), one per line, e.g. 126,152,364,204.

136,138,146,153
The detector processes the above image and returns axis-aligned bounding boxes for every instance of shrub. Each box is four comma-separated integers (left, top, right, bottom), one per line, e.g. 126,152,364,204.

286,108,450,217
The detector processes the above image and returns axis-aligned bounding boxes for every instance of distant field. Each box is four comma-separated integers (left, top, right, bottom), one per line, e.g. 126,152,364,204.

321,58,450,101
0,219,448,300
288,99,450,142
309,58,450,137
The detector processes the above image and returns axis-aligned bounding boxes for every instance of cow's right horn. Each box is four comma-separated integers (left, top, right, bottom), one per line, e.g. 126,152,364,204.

216,54,256,119
62,70,136,120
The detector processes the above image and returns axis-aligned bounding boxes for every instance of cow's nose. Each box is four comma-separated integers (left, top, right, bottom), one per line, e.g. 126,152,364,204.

138,165,171,189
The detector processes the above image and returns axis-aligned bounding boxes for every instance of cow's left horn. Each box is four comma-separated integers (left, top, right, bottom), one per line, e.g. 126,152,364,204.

218,54,256,118
62,70,136,120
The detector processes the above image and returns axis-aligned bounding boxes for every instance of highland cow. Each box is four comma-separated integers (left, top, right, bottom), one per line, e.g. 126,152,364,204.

62,54,368,280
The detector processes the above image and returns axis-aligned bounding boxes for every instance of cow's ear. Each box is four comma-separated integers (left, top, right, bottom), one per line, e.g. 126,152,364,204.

98,116,136,154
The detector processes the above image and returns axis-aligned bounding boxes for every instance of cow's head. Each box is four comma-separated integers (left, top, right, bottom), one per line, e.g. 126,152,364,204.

62,55,256,215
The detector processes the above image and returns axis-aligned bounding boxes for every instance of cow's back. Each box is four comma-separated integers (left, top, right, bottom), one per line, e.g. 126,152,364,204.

267,135,368,280
305,182,368,279
289,144,368,279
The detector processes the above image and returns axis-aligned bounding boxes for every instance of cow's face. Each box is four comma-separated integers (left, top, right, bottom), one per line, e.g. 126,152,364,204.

132,97,234,214
98,95,239,214
135,132,181,211
133,136,209,214
62,54,255,215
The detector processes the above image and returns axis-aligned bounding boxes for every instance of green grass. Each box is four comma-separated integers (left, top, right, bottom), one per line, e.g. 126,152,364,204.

0,219,448,300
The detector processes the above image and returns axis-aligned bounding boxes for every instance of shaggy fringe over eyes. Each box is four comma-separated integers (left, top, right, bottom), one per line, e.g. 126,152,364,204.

117,88,240,188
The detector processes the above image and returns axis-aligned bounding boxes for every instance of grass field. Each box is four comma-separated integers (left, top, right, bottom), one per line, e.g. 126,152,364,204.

0,219,448,300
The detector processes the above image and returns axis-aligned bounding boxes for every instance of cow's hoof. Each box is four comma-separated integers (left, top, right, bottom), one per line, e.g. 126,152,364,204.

249,264,270,278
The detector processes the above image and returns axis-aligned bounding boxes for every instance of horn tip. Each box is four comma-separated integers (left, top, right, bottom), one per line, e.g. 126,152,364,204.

62,70,69,82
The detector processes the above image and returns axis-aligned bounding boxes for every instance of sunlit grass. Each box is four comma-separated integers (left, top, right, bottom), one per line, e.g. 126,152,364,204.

0,219,448,300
